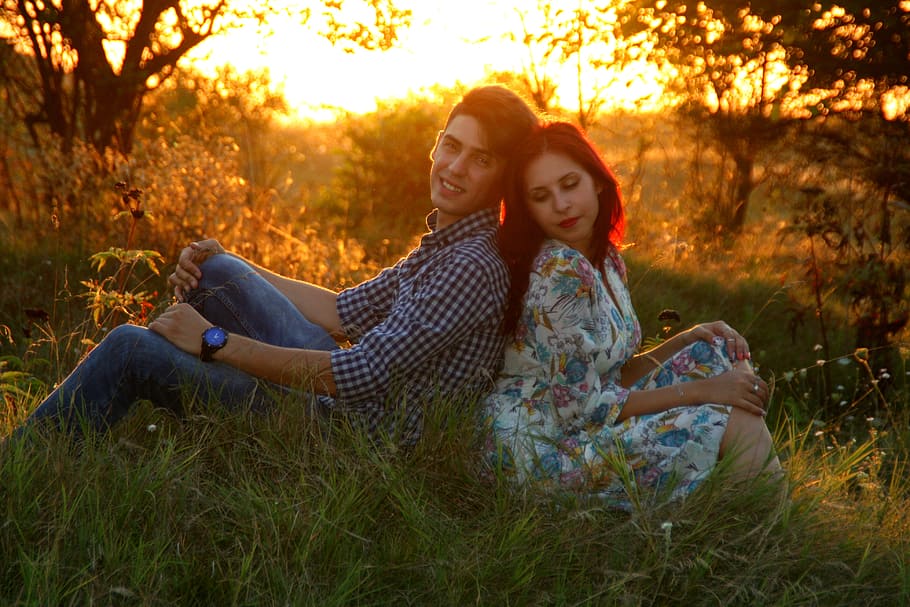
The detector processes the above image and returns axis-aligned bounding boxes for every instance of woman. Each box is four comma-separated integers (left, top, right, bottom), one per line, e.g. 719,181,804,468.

485,122,781,509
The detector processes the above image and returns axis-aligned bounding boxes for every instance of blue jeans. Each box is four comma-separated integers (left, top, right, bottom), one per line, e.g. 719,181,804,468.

22,255,338,435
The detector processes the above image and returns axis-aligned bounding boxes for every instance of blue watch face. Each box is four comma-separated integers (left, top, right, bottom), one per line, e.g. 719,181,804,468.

204,326,228,347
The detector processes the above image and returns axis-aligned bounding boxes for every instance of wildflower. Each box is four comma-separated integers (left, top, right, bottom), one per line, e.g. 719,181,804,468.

816,359,826,367
661,521,673,549
813,344,823,352
147,424,157,432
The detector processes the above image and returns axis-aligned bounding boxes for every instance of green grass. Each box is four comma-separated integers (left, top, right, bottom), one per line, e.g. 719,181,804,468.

1,224,909,605
2,395,908,605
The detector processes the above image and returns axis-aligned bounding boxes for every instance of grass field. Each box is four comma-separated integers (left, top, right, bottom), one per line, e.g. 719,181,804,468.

1,217,908,605
1,111,908,604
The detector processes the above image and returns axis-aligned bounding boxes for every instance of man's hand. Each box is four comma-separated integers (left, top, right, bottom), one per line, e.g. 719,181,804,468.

149,303,212,356
168,239,226,302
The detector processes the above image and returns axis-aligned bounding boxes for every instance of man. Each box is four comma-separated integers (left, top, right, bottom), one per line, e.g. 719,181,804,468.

20,85,538,445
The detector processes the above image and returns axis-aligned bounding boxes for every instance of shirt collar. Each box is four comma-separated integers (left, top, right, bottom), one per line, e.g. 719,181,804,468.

423,208,498,248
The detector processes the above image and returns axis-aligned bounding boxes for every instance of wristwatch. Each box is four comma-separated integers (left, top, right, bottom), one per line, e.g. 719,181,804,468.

200,326,229,361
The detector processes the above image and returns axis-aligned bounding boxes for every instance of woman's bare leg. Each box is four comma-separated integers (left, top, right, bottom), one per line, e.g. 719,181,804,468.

719,407,782,479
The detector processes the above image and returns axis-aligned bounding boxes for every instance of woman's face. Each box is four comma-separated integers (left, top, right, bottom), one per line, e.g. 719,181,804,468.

523,151,600,258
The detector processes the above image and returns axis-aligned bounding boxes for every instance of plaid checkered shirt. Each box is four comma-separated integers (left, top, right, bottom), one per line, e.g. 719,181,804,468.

329,208,509,445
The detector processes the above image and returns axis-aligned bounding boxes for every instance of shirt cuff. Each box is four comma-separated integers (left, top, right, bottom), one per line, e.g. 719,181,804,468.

329,346,374,403
336,287,366,341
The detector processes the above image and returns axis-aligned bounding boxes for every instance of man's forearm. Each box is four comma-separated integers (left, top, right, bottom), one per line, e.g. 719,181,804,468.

211,332,337,396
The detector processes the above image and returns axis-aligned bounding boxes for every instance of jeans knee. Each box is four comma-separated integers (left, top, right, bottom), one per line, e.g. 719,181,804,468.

106,323,147,345
100,324,159,358
194,255,254,292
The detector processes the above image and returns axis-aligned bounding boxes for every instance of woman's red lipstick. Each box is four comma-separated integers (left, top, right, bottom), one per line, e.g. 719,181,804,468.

559,217,579,229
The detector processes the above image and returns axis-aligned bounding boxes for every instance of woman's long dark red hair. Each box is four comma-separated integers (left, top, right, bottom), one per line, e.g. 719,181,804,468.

499,121,625,335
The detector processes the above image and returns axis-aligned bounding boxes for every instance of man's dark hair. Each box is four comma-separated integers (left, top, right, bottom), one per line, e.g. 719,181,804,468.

444,85,538,159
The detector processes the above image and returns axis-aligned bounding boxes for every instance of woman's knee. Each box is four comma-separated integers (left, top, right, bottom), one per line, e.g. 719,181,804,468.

720,407,772,456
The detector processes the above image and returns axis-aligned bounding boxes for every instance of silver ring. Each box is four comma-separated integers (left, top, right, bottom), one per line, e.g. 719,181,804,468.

753,383,759,393
726,337,735,342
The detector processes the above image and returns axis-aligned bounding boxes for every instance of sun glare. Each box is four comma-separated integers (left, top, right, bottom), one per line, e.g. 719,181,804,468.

186,1,523,120
184,0,664,121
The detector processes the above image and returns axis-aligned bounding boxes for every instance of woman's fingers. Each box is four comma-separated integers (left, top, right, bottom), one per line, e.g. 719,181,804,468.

715,369,769,416
743,376,769,416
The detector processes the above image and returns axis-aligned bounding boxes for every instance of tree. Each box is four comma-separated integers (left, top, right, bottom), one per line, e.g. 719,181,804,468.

0,0,410,156
623,1,801,235
775,1,910,116
513,0,647,130
622,1,910,236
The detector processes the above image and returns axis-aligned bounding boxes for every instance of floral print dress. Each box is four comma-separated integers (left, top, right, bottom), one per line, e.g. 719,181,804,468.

484,239,732,509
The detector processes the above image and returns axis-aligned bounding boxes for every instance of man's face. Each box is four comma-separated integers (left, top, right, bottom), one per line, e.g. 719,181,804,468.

429,114,504,230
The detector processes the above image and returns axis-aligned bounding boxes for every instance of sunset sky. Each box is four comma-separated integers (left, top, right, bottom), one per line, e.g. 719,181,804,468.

185,0,660,120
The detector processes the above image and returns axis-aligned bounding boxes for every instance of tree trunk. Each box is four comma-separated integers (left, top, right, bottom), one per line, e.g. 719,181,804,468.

728,152,754,232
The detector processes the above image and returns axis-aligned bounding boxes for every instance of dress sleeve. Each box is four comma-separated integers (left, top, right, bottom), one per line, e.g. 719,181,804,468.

527,248,630,432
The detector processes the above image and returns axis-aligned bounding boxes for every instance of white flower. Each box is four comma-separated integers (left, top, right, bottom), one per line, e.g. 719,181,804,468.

661,521,673,549
147,424,157,433
813,344,823,352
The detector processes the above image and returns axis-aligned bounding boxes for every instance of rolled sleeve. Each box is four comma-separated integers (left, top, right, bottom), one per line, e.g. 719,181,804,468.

332,254,506,404
336,265,400,341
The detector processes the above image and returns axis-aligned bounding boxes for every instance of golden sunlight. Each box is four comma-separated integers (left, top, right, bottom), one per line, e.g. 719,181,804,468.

184,0,663,120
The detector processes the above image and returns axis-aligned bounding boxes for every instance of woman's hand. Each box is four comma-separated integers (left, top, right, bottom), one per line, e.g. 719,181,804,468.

698,368,769,417
149,303,211,356
682,320,751,362
168,239,226,302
